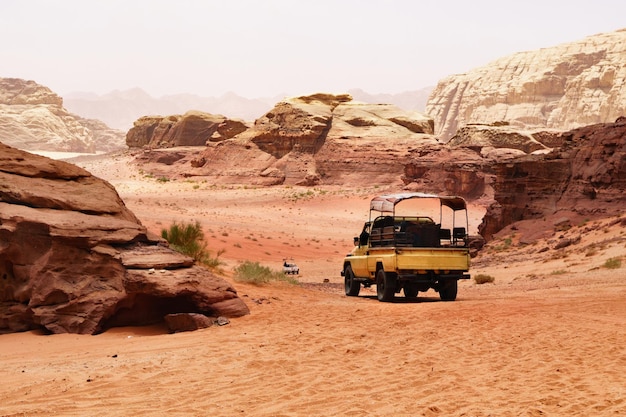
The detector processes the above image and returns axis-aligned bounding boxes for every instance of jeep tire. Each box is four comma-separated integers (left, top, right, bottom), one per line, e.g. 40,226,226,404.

376,269,396,302
344,265,360,296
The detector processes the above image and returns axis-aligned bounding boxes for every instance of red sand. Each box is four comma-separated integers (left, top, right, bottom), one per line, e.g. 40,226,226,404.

2,155,625,416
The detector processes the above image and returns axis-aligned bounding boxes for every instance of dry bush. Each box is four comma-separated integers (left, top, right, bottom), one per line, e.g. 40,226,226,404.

474,274,495,284
603,257,622,269
233,261,299,285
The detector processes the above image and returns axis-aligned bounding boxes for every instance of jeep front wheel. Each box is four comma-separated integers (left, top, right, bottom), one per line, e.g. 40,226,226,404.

376,269,395,302
344,265,360,296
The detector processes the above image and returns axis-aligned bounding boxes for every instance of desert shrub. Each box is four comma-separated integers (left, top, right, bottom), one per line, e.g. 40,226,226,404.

474,274,495,284
233,261,299,285
202,249,226,270
603,257,622,269
161,220,224,269
492,238,512,252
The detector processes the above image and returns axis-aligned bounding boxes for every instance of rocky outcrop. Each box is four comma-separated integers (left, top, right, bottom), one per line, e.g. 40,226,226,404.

126,111,249,148
479,118,626,239
119,98,626,246
400,144,493,200
134,94,438,186
0,143,249,334
246,93,434,158
131,95,562,196
448,123,561,154
76,117,127,153
427,29,626,141
0,78,126,153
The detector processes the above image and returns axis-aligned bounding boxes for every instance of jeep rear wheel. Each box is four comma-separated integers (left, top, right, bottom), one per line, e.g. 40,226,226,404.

344,265,360,296
376,269,396,302
439,279,458,301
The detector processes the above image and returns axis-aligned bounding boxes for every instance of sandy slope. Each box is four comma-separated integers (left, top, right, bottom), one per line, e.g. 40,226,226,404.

1,153,625,416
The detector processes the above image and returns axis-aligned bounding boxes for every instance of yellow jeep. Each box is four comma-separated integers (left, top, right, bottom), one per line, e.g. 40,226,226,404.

341,193,471,302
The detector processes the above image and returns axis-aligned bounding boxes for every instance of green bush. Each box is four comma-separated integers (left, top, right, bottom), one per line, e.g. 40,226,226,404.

233,261,298,285
474,274,495,284
161,221,224,269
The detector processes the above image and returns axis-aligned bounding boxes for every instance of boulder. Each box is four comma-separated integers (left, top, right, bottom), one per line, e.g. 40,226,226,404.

164,313,215,333
0,143,249,334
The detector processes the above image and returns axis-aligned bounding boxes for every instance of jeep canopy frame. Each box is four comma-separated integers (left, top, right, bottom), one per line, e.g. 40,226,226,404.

368,192,468,232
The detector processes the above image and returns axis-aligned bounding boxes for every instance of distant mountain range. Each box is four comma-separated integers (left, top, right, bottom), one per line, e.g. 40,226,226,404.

62,87,434,131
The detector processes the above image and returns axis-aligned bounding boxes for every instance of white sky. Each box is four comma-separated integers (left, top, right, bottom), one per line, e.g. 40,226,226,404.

2,0,624,98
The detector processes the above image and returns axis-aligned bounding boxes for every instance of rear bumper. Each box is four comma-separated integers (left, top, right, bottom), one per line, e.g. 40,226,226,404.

398,272,470,282
441,273,470,280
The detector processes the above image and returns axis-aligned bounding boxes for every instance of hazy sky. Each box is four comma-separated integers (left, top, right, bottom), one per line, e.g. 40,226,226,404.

2,0,624,98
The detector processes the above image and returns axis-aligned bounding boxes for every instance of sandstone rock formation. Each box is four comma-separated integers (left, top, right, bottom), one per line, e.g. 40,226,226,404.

0,77,126,153
400,144,493,201
125,94,626,248
128,95,563,200
448,123,562,155
131,94,438,186
427,29,626,141
76,117,127,153
246,93,434,158
0,143,249,334
126,111,249,148
479,118,626,239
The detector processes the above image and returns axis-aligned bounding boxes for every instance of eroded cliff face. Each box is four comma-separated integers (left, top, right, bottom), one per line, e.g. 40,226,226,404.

0,78,126,152
479,118,626,239
427,29,626,141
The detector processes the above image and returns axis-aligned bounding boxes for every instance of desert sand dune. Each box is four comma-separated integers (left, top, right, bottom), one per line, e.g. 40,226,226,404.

1,153,625,416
